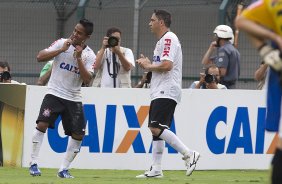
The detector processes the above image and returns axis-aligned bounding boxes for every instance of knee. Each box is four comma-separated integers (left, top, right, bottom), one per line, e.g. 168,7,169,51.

36,121,48,132
149,127,161,137
71,134,84,141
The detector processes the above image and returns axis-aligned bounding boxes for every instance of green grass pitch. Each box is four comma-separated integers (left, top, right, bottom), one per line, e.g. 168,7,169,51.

0,167,270,184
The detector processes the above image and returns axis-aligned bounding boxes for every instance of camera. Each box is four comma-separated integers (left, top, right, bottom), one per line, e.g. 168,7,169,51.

107,36,119,47
204,74,216,83
0,71,11,82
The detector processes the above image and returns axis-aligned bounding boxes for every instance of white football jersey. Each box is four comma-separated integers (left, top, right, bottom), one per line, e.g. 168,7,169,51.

45,38,96,101
150,31,182,103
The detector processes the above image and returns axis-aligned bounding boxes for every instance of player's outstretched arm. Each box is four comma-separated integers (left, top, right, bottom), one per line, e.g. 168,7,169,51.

236,16,282,71
37,39,73,62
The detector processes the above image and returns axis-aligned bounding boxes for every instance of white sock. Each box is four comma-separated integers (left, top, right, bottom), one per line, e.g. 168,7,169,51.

30,128,45,165
159,129,193,156
59,137,82,172
152,140,164,170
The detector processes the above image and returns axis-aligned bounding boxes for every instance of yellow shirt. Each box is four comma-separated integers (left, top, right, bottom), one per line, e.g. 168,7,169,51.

242,0,282,35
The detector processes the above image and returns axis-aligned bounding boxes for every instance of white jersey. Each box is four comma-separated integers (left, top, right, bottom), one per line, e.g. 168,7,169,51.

150,31,182,103
46,38,96,101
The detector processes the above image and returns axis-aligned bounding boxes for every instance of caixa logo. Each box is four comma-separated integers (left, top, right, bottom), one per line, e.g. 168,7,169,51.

206,106,277,154
47,104,177,154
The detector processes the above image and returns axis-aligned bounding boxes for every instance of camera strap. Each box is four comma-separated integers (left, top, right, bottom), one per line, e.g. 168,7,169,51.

105,49,120,79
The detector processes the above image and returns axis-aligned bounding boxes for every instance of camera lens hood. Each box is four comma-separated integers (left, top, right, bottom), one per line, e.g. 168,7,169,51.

108,36,119,47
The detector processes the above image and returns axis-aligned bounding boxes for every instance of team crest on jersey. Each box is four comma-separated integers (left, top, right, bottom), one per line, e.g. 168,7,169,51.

42,108,51,117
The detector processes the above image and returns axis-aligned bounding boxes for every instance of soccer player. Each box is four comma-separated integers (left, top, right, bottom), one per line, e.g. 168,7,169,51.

236,1,282,183
136,9,200,178
29,19,95,178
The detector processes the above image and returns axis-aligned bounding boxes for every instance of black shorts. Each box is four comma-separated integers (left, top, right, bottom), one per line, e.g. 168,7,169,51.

148,98,177,130
37,94,86,136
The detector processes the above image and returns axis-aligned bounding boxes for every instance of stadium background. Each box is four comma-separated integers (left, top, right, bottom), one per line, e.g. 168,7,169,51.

0,0,259,88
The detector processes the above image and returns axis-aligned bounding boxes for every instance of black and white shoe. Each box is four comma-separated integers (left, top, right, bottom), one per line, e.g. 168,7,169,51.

184,151,200,176
136,165,163,178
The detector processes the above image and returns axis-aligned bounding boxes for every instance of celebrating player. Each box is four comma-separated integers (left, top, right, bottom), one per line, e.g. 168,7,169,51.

136,9,200,178
236,1,282,183
29,19,95,178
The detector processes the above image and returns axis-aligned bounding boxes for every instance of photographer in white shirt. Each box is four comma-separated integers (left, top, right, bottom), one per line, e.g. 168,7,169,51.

190,65,227,89
92,27,135,88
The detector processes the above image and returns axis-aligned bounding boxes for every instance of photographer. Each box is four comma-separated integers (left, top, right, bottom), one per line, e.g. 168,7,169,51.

92,27,135,88
201,25,240,89
0,61,11,83
0,61,20,84
189,65,227,89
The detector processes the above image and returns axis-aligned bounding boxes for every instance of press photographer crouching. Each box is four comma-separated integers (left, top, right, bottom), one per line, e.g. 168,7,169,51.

0,61,12,83
189,65,227,89
0,61,21,84
0,71,11,83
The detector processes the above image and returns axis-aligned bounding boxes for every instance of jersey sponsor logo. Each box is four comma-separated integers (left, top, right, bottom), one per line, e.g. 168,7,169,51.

162,39,171,57
47,104,274,155
59,62,80,74
47,104,177,154
153,55,161,62
206,106,275,154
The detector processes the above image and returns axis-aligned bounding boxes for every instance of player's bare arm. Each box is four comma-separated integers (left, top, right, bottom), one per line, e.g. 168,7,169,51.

236,16,282,50
136,54,172,72
236,16,282,71
37,39,73,62
148,60,172,72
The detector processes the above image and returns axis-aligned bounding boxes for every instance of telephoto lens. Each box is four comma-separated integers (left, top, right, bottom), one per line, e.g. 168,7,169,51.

107,36,119,47
0,71,11,82
204,74,215,83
